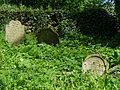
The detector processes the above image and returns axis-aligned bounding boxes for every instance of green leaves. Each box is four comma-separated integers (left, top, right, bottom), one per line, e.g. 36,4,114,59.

1,30,120,89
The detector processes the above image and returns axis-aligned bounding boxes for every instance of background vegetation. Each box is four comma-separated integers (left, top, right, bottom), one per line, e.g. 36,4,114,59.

1,0,120,89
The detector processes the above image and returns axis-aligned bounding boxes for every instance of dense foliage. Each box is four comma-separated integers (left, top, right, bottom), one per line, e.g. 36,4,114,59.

76,8,118,37
1,29,120,89
3,0,83,12
0,7,118,37
114,0,120,28
1,0,120,89
1,0,110,12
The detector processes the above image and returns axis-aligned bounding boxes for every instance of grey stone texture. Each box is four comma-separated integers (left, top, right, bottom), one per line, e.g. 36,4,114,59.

5,20,25,45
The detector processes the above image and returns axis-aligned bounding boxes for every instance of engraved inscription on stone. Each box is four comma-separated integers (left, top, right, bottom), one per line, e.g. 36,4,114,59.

82,54,109,75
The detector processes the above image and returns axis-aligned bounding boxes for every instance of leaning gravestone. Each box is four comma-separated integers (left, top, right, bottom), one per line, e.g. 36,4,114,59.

82,54,109,76
5,20,25,45
36,27,59,45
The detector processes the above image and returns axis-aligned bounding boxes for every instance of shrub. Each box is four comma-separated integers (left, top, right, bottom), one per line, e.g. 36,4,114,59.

76,7,118,37
8,0,83,12
57,19,77,38
0,10,63,32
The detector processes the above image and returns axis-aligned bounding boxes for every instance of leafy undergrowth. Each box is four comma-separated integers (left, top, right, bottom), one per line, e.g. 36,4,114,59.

0,31,120,90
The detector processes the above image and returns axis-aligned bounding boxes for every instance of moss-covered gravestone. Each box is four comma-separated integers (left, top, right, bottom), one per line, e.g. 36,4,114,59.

36,27,59,45
5,20,25,45
82,54,109,76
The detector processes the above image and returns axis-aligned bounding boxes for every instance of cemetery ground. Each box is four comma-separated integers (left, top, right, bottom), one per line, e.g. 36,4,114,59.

1,29,120,90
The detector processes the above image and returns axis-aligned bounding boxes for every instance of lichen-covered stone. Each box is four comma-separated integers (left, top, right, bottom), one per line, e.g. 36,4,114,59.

36,27,59,45
82,54,109,76
5,20,25,45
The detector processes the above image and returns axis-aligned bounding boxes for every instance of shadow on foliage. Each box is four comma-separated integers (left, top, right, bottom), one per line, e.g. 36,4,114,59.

67,7,120,48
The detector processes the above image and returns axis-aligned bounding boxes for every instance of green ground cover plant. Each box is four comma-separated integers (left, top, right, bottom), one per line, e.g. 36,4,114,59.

0,2,120,89
1,30,120,89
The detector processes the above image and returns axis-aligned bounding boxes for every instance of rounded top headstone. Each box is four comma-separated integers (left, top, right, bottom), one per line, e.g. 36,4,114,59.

82,54,109,76
5,20,25,45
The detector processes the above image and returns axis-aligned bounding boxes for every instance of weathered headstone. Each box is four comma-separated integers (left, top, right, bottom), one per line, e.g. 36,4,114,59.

82,54,109,76
36,27,59,45
5,20,25,45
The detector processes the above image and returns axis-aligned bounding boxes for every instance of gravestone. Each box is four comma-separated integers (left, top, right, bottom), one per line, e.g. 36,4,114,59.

5,20,25,45
36,27,59,45
82,54,109,76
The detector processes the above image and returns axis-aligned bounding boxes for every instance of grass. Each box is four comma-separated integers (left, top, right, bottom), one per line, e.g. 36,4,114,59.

0,30,120,90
